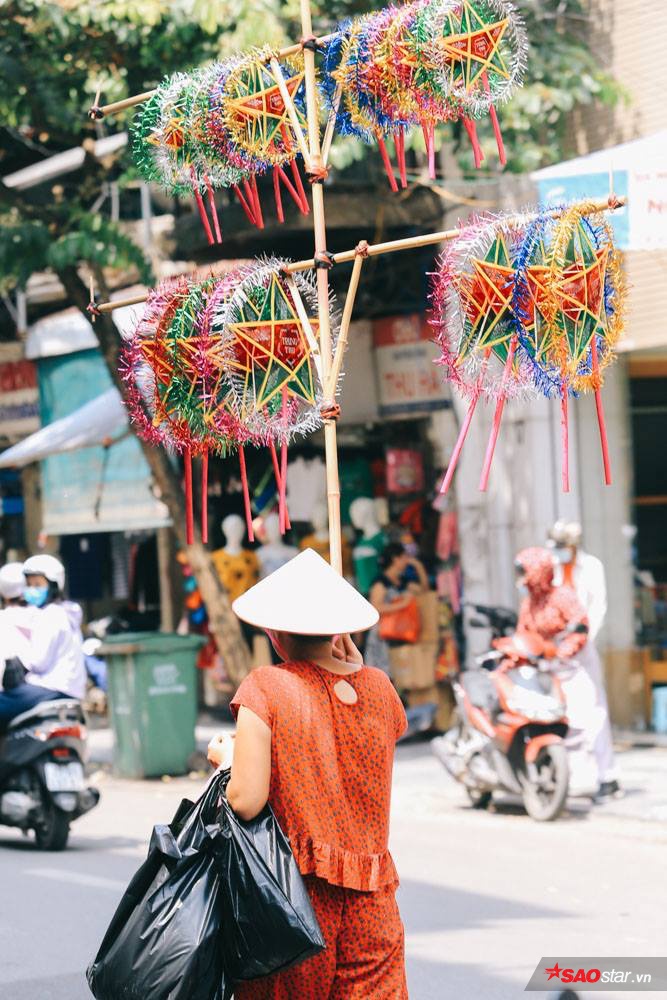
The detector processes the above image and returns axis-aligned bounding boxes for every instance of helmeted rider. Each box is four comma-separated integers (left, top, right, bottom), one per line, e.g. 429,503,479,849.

514,546,589,659
0,562,33,684
0,555,86,733
515,546,603,793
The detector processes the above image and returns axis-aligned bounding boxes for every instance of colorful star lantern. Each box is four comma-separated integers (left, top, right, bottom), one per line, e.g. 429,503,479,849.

431,203,625,495
130,52,310,249
213,259,334,535
120,262,339,543
321,0,527,187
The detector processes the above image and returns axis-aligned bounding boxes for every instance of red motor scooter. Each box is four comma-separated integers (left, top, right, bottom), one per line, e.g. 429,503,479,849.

432,631,570,821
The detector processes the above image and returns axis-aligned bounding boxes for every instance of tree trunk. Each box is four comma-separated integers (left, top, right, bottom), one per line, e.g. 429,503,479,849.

57,265,251,686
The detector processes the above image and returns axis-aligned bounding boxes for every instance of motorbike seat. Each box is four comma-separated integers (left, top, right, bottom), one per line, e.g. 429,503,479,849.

7,699,84,731
461,669,499,715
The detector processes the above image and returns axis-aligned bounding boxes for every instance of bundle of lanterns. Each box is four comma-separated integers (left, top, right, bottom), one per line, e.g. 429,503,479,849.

121,260,338,544
321,0,526,187
129,0,527,241
430,201,625,493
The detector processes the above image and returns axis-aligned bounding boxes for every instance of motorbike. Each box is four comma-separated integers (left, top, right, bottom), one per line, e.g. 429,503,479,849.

432,629,571,821
0,675,99,850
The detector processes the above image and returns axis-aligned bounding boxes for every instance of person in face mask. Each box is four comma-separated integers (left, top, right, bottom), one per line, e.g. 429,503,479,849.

0,555,86,733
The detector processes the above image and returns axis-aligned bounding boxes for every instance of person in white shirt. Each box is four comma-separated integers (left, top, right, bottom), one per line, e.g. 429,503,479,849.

0,555,86,733
549,521,621,798
0,562,34,686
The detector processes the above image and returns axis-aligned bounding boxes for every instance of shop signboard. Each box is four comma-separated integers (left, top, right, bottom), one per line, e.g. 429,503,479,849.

537,166,667,251
372,314,449,417
0,344,40,442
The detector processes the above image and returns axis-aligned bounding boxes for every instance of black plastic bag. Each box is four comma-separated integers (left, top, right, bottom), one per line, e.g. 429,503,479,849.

88,771,325,1000
87,777,227,1000
217,786,326,991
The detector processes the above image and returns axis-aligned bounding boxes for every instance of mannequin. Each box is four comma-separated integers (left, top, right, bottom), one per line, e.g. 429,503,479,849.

300,502,353,576
212,514,259,602
350,497,387,596
258,512,298,579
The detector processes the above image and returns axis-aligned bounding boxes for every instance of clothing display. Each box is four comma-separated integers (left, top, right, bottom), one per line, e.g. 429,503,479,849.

353,530,386,597
211,547,259,603
235,876,407,1000
285,457,326,523
231,661,407,892
339,458,375,526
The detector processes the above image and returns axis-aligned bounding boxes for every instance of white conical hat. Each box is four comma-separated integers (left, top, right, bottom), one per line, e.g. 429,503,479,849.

232,548,379,634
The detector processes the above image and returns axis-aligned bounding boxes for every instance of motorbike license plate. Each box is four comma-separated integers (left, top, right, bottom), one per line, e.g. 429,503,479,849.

44,761,85,792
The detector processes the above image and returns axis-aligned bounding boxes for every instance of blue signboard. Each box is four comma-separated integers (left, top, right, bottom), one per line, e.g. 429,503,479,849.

536,170,629,249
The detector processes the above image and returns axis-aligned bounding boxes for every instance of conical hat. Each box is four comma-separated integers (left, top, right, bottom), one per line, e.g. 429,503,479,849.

232,548,379,634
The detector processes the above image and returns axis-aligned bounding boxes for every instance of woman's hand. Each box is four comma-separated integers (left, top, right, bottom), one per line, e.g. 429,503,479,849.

332,633,363,666
207,732,235,770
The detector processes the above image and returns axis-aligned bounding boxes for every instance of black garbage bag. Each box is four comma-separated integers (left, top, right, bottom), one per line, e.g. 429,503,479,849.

87,776,227,1000
88,770,325,1000
217,788,326,991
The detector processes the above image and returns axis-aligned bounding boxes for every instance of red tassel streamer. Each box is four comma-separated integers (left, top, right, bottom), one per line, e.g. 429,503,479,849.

269,440,291,530
560,381,570,493
234,184,257,226
273,166,285,223
192,178,214,245
250,175,264,229
289,158,310,214
590,337,612,485
184,448,194,545
204,177,222,244
201,448,209,544
421,121,436,179
395,127,407,188
439,391,481,494
376,135,399,192
238,446,255,543
278,164,307,214
482,72,506,166
479,337,517,491
462,117,484,170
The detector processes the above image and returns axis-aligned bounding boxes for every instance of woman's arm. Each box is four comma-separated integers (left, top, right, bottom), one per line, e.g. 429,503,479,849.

408,557,429,592
369,580,412,614
225,706,272,821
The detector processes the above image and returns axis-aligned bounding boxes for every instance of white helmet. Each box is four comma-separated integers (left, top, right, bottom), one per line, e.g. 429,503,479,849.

23,554,66,592
0,562,26,601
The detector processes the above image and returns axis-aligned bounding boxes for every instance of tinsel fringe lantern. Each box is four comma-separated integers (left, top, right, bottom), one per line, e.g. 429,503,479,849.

431,202,625,494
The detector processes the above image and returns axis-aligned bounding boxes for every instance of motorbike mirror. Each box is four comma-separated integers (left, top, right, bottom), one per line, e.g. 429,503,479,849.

468,617,487,628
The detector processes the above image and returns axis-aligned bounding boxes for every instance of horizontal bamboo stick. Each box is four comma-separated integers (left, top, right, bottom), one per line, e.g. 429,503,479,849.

91,34,334,118
285,195,627,273
93,196,627,312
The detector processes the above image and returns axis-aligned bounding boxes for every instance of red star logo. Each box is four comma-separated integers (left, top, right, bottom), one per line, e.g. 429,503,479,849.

545,963,562,981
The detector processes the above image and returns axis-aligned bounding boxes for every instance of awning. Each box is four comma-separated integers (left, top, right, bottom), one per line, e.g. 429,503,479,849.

26,294,145,360
0,387,126,468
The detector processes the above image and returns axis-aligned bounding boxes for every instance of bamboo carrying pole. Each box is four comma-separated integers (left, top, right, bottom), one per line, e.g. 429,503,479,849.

95,197,627,314
298,0,344,575
90,35,335,118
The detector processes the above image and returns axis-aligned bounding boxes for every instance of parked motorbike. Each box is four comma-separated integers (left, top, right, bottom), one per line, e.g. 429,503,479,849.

432,630,570,821
0,683,99,850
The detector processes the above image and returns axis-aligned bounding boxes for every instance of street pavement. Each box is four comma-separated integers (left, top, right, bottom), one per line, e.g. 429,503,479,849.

0,732,665,1000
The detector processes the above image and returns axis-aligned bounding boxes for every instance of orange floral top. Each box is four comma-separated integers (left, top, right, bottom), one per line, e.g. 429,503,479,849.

230,661,407,892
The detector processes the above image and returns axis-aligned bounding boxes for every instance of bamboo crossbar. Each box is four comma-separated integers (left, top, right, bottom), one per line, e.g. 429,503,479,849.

91,34,334,118
93,195,627,314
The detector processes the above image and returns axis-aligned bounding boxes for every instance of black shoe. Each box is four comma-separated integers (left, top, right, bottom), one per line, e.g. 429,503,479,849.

596,779,623,800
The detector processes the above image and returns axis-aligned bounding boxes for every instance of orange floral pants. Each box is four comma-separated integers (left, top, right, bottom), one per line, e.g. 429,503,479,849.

234,876,408,999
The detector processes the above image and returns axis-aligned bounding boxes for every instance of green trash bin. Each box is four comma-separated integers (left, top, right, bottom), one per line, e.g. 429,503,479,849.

100,632,205,779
